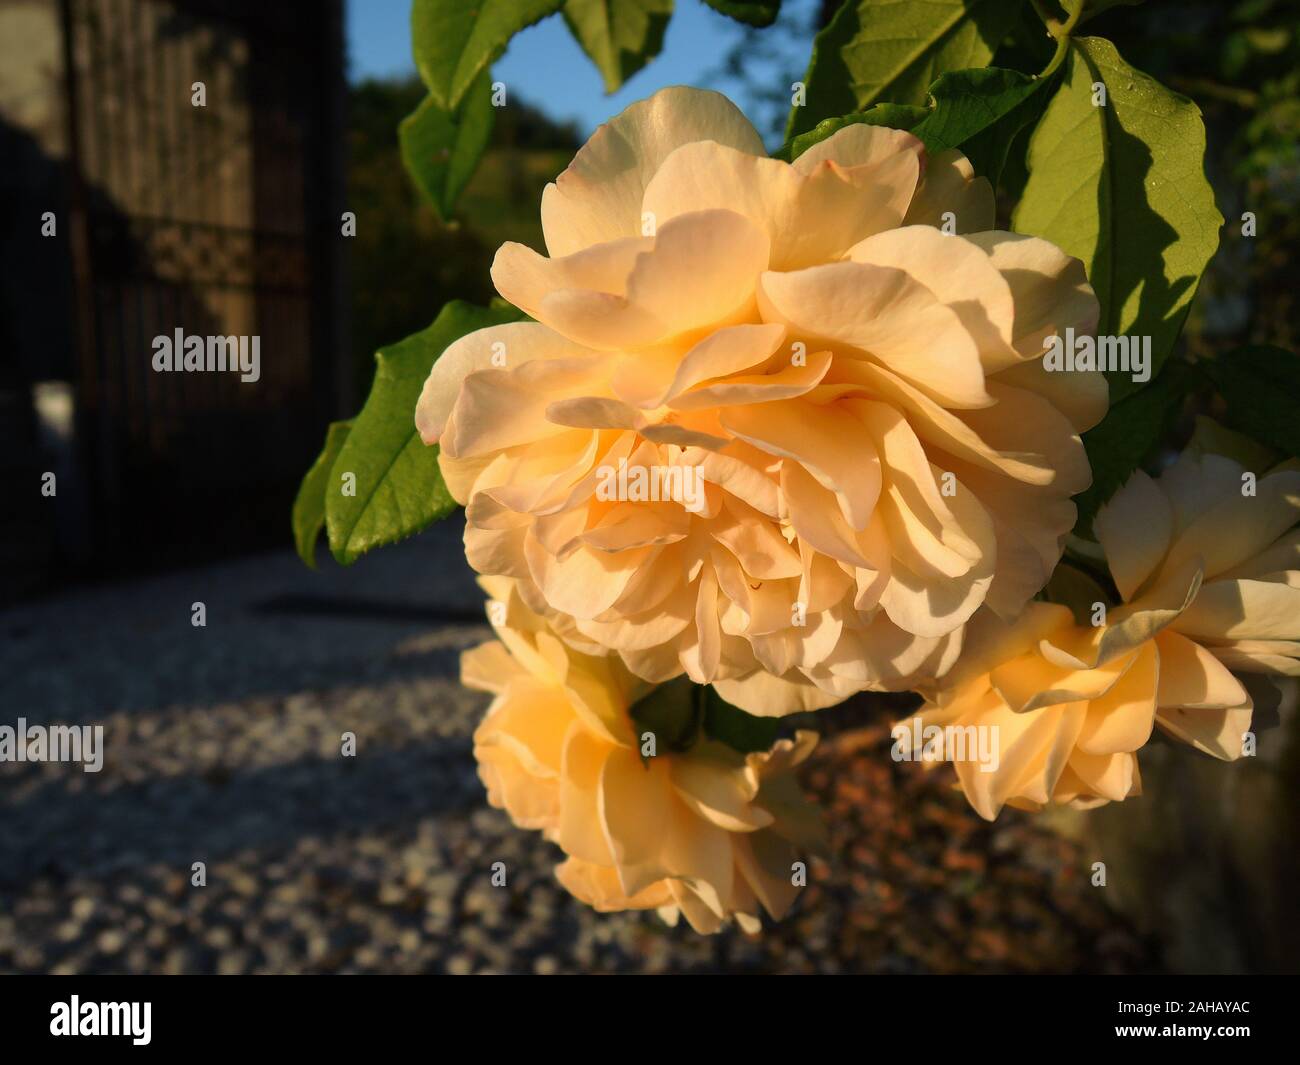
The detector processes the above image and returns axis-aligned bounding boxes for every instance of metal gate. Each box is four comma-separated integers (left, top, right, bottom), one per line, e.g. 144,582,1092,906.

52,0,348,572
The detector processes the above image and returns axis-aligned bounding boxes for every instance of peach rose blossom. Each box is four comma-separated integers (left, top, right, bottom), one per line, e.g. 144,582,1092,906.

418,86,1105,715
464,576,824,934
903,449,1300,819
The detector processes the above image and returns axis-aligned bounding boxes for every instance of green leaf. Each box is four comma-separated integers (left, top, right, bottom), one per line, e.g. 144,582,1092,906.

1199,345,1300,460
399,73,495,221
778,103,930,162
702,0,780,28
292,420,352,569
411,0,563,110
907,67,1043,156
629,676,701,754
562,0,673,94
781,68,1051,190
325,301,526,565
1011,37,1223,404
702,687,781,754
786,0,1023,140
1187,414,1279,472
1073,359,1187,532
630,680,785,757
926,67,1055,187
1045,561,1116,621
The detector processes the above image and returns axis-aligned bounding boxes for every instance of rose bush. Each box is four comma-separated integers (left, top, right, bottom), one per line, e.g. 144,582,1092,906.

417,86,1105,715
291,0,1289,942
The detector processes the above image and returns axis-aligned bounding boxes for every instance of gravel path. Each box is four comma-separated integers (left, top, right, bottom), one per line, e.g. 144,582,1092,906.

0,523,1158,973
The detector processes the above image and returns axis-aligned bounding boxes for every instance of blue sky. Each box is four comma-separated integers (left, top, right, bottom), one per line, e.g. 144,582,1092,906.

346,0,818,141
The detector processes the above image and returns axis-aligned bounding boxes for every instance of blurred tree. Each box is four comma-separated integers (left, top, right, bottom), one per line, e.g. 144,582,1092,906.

1096,0,1300,358
704,1,821,144
347,79,580,389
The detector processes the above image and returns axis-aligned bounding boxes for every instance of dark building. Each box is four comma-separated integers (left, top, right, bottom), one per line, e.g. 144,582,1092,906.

0,0,350,601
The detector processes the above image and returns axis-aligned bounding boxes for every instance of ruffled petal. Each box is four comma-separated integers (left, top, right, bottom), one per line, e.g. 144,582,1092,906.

541,85,764,256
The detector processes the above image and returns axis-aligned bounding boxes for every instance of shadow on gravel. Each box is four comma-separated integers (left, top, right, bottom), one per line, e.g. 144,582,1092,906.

0,739,481,890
